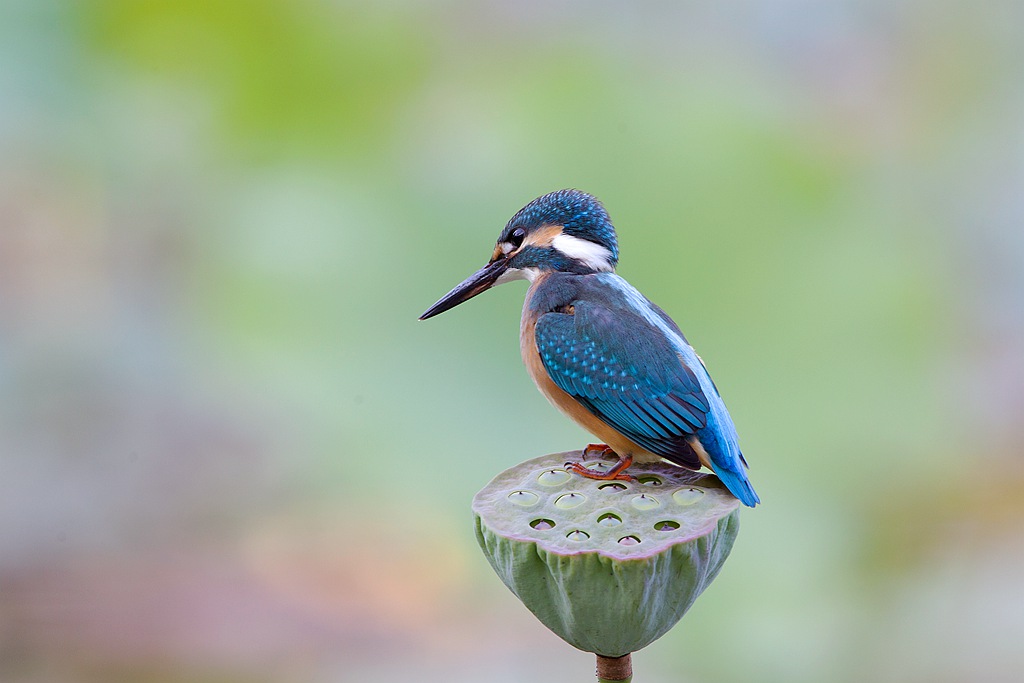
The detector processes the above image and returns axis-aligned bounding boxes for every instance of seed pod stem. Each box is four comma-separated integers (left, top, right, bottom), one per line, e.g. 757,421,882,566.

596,653,632,681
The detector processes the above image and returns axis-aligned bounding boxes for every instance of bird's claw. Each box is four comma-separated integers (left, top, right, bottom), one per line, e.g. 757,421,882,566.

565,450,635,482
582,443,615,459
565,460,634,481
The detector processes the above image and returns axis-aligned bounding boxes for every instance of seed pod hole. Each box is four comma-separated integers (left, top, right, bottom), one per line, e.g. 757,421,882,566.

597,512,622,527
566,530,590,541
530,518,555,530
654,520,680,531
537,469,571,486
618,535,641,546
631,493,661,510
554,493,586,509
507,490,539,506
672,488,705,506
598,482,627,491
637,475,663,486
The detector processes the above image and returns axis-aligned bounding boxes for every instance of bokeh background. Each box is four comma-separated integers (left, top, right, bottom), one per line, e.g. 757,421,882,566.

2,1,1023,682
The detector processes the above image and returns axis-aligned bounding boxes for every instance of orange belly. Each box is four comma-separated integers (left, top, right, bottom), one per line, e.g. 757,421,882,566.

519,281,661,463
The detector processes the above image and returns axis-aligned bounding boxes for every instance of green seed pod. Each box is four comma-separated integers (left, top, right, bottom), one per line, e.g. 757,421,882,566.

473,451,741,658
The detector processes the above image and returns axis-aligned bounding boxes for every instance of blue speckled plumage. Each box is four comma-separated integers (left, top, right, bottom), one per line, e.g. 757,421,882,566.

421,190,759,507
529,272,758,506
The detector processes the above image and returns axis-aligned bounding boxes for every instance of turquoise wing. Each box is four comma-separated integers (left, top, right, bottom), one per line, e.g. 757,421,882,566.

535,301,711,467
535,298,759,506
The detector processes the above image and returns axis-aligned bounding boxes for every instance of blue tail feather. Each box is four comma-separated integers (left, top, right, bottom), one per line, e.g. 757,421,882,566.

710,464,760,507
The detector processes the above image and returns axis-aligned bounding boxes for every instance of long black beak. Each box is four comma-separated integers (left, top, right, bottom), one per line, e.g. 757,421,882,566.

419,258,509,320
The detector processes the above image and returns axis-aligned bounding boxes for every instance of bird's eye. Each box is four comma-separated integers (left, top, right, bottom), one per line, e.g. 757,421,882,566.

509,228,526,248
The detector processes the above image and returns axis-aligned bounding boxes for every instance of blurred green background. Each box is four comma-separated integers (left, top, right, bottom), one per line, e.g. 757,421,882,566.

2,1,1023,682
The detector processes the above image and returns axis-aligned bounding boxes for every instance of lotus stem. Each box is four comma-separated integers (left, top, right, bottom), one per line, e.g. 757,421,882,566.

596,653,632,681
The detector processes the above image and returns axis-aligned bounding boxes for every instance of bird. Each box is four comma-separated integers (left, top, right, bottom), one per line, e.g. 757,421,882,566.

419,189,759,507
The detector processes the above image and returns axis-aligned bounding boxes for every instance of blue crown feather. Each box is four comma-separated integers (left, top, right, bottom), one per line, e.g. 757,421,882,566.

502,189,619,266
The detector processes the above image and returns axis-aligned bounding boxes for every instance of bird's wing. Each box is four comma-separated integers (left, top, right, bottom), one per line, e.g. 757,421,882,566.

535,300,711,462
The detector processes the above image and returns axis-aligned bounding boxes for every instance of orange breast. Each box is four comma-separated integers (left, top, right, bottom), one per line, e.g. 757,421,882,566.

519,278,658,462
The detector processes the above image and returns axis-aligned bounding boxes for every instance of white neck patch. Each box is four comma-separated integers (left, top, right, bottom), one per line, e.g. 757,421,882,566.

551,233,614,272
495,266,541,285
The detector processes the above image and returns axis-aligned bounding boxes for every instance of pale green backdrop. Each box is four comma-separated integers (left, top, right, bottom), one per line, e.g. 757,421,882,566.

2,2,1022,682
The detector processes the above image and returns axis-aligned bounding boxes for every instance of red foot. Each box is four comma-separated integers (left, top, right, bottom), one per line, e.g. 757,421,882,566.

583,443,614,459
565,447,635,482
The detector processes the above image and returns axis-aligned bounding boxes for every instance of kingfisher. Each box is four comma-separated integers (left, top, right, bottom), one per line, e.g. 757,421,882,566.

419,190,759,507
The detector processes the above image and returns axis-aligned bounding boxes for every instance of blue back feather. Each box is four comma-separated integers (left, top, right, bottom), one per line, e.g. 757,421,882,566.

531,272,760,507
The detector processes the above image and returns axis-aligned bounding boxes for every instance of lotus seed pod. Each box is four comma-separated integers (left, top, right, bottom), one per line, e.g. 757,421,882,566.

473,451,741,659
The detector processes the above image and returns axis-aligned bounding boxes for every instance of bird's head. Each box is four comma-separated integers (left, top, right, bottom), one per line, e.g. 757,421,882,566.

420,189,618,320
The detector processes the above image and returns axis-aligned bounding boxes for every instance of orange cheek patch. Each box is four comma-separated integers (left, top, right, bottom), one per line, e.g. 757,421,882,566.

494,224,564,262
525,224,564,248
